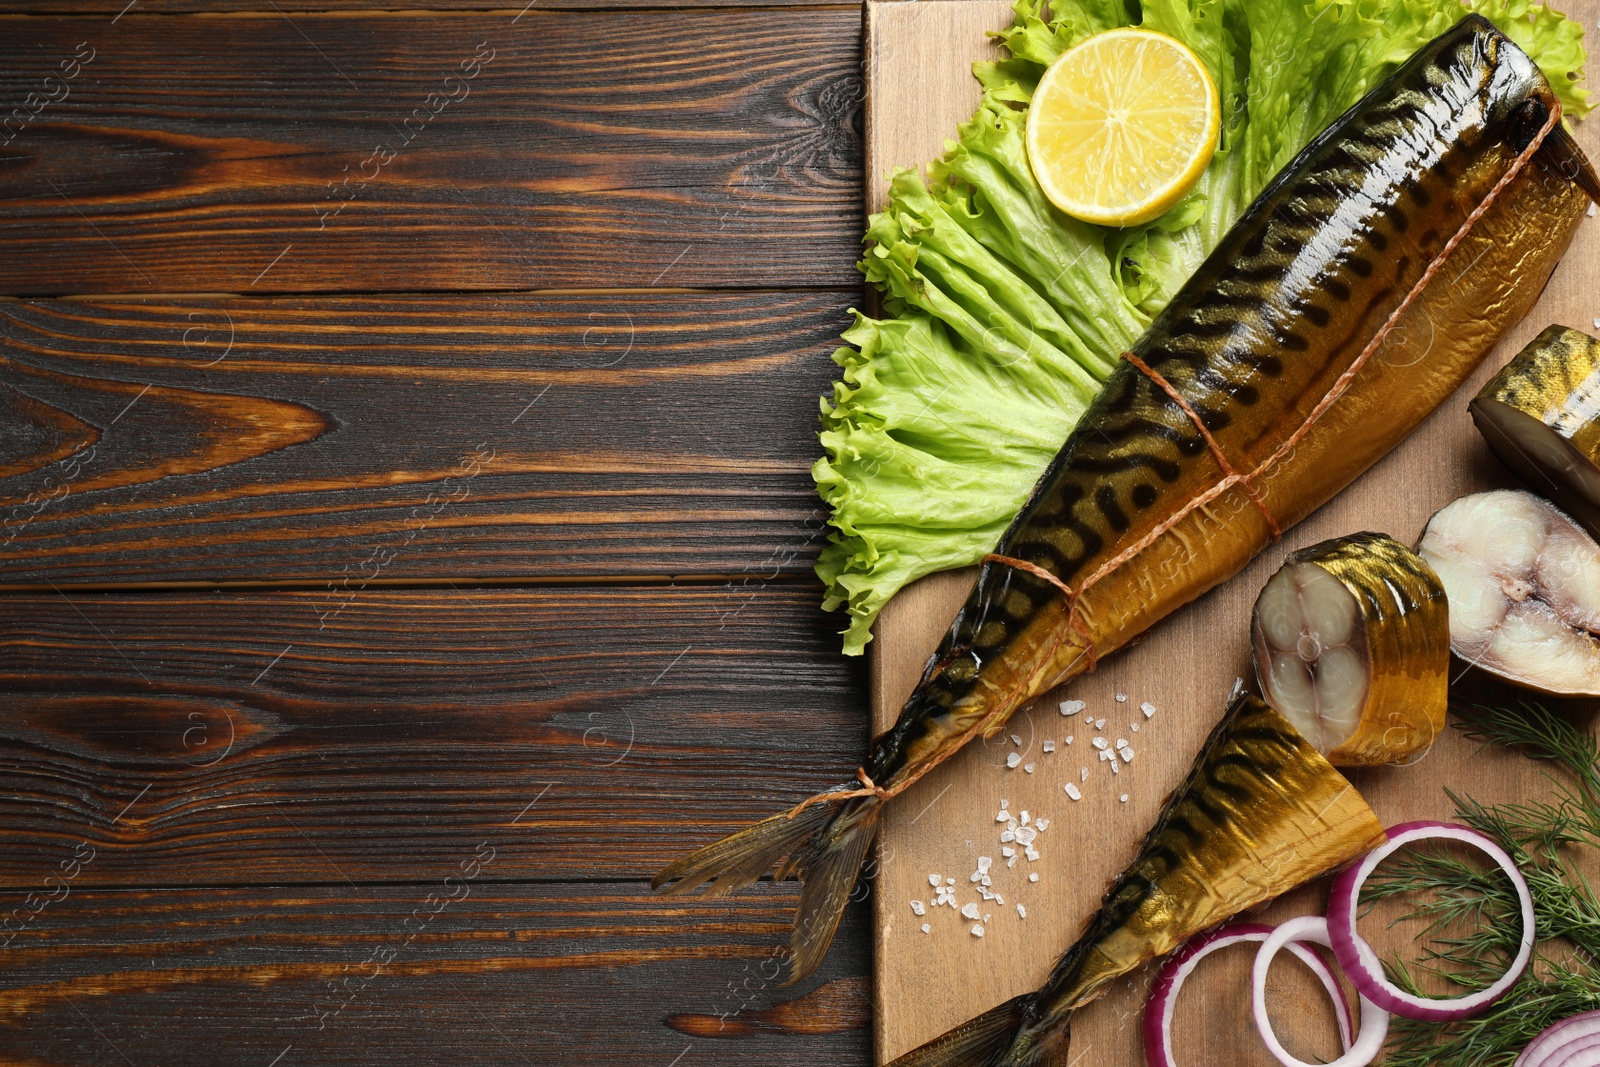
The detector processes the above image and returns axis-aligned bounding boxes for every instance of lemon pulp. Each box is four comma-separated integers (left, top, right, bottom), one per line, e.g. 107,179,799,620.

1025,28,1220,228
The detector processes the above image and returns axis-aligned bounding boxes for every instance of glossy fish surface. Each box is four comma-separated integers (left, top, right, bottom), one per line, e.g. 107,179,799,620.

656,14,1597,990
1253,531,1449,766
867,14,1594,792
886,691,1384,1067
1472,324,1600,527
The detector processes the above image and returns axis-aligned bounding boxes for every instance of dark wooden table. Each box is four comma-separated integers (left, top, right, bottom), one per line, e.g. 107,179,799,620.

0,3,872,1062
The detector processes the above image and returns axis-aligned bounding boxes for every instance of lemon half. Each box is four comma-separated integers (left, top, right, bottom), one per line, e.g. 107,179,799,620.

1025,28,1220,228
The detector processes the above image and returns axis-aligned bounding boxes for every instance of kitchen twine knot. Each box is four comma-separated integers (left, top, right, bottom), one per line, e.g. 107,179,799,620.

1121,350,1282,540
782,100,1562,822
785,767,891,818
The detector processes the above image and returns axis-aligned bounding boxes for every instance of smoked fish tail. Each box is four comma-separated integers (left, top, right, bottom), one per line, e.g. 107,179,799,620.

884,691,1384,1067
875,993,1058,1067
650,789,882,985
659,11,1596,988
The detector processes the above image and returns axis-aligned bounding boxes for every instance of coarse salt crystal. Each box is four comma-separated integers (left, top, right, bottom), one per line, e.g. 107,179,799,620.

1017,903,1026,919
1007,855,1018,868
1002,846,1015,858
1010,734,1022,746
1131,723,1140,732
961,902,980,920
1081,767,1089,781
996,810,1010,823
971,923,985,938
981,874,991,886
1020,811,1030,825
1591,203,1598,217
1094,718,1106,730
993,894,1003,905
1065,735,1074,745
1119,748,1134,763
1042,740,1055,753
1110,757,1120,773
977,856,992,871
911,900,926,916
1024,763,1036,774
999,799,1008,809
946,877,956,886
979,887,995,901
1014,826,1038,847
1000,829,1015,843
1060,699,1086,716
969,870,984,883
1115,738,1127,748
1065,783,1082,800
929,873,942,887
1006,752,1022,769
1092,737,1109,750
1035,819,1049,831
921,923,931,934
983,913,991,924
1099,749,1111,762
1141,702,1157,718
1025,848,1039,861
1115,693,1128,702
1120,794,1129,803
1029,872,1039,882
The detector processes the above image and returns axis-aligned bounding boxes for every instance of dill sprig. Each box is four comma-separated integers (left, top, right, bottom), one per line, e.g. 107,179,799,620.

1359,701,1600,1067
1453,700,1600,802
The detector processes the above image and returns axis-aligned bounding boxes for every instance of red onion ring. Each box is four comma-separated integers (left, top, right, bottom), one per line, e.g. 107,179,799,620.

1515,1011,1600,1067
1143,922,1354,1067
1253,915,1390,1067
1327,820,1535,1021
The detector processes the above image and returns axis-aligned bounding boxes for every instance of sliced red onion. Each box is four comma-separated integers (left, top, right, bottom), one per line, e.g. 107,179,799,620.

1542,1034,1600,1067
1253,915,1390,1067
1516,1011,1600,1067
1328,820,1534,1021
1144,921,1353,1067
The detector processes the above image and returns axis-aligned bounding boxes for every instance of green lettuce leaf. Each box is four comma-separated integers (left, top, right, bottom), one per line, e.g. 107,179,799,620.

816,0,1591,655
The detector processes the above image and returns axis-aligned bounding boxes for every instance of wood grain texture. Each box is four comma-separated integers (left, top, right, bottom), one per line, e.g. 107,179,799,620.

0,880,871,1066
0,10,862,294
0,291,849,585
12,0,819,8
0,584,866,887
866,2,1600,1064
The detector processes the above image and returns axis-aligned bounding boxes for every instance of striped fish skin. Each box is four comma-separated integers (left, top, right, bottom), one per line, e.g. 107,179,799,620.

1255,531,1450,766
1034,692,1384,1017
866,15,1595,792
881,692,1385,1067
1472,324,1600,525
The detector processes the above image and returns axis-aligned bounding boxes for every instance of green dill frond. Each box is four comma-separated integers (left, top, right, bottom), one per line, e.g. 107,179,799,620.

1360,701,1600,1067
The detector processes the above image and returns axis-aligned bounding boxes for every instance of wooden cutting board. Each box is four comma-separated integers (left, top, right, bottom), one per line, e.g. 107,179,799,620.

864,3,1600,1064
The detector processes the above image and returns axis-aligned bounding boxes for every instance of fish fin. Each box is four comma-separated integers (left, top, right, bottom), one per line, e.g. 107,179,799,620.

651,790,883,985
884,995,1068,1067
1536,120,1600,204
785,797,879,985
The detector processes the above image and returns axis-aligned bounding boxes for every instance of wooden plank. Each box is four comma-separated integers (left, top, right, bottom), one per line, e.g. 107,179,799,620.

0,584,866,887
0,10,862,294
864,2,1600,1065
13,0,815,8
0,291,847,585
0,881,871,1066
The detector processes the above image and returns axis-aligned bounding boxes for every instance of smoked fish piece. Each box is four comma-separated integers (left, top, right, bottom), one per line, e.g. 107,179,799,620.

1253,532,1449,766
886,691,1384,1067
655,14,1598,988
1472,324,1600,531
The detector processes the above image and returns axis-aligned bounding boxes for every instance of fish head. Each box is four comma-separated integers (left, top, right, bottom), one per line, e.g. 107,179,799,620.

1450,14,1557,133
